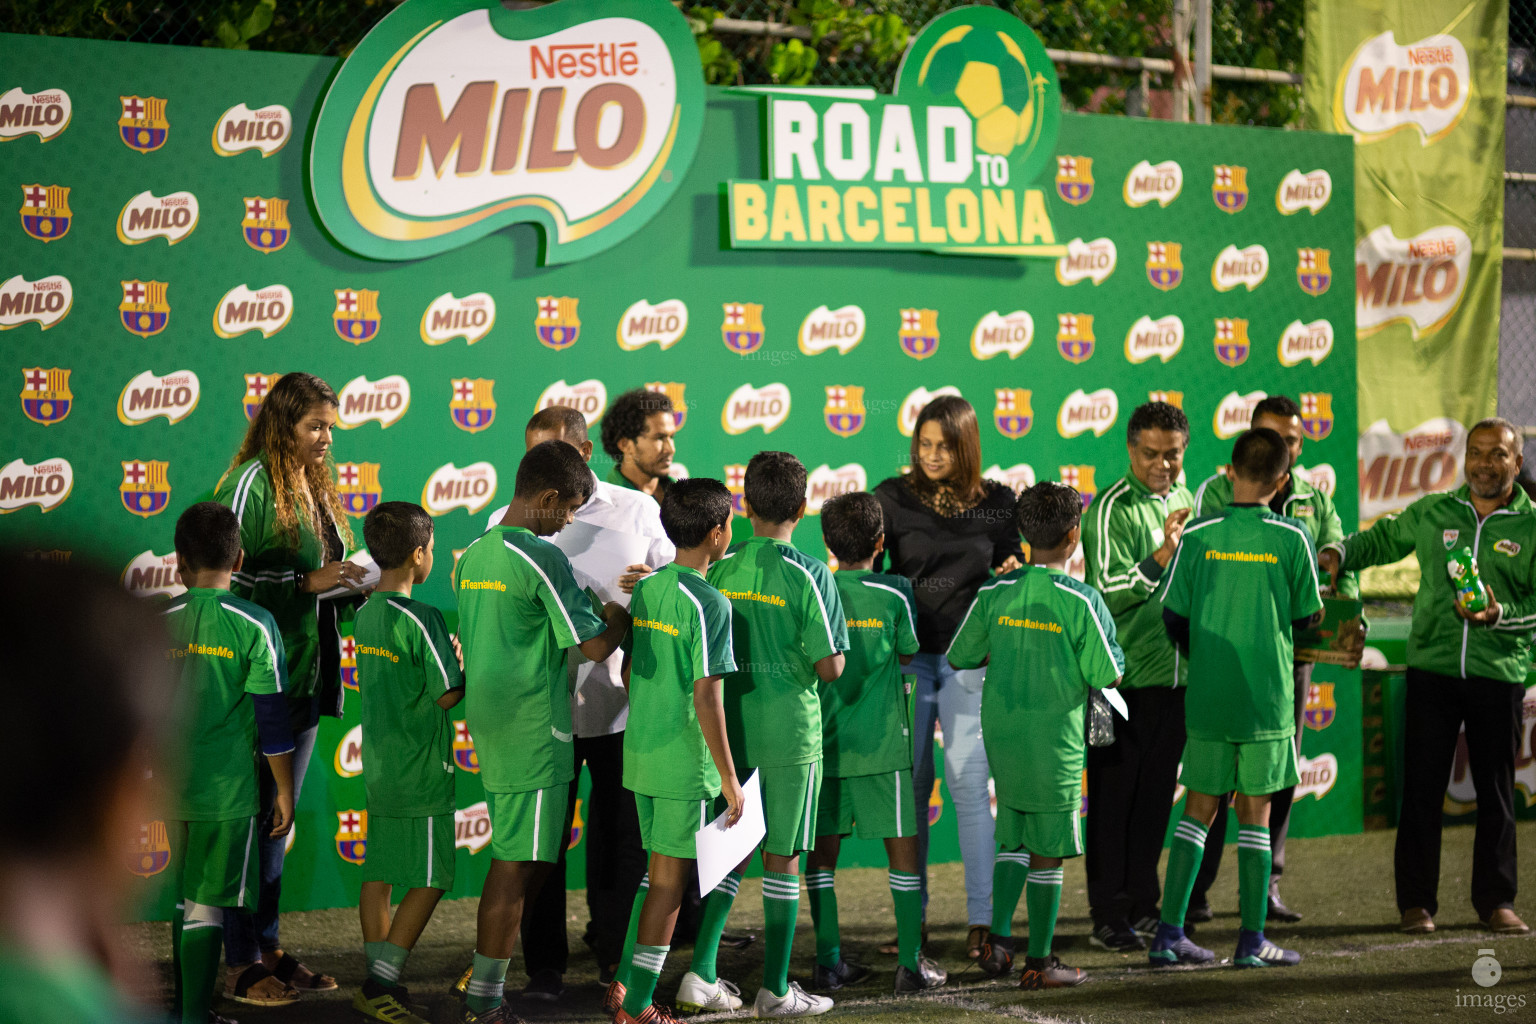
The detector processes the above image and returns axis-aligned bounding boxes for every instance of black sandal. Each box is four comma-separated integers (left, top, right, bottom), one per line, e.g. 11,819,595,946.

224,963,299,1006
267,951,337,991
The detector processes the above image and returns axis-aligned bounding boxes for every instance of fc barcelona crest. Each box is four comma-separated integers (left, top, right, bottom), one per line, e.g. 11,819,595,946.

1212,165,1248,213
721,302,764,355
1059,465,1097,508
128,821,170,877
242,196,290,253
340,635,358,691
450,378,497,434
1056,155,1094,205
336,462,382,516
824,385,866,438
119,279,170,338
243,372,280,421
726,464,748,517
994,389,1033,440
120,460,171,518
1148,390,1184,409
118,95,168,153
1146,242,1183,291
899,308,940,360
536,296,581,350
1300,392,1334,441
453,720,480,773
1303,683,1336,731
645,381,688,431
1056,314,1095,364
20,184,70,242
335,810,368,865
1297,248,1331,296
1214,318,1250,367
333,289,381,344
21,367,71,426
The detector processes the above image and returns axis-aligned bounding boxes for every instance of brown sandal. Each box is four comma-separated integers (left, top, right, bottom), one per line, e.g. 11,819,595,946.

224,963,300,1006
966,925,989,959
264,950,337,991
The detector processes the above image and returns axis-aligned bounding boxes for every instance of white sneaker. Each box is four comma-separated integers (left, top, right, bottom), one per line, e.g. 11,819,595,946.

675,971,743,1012
753,981,832,1017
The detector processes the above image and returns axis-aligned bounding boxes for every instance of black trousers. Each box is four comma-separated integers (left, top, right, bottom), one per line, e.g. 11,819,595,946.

1394,667,1523,919
521,731,647,976
1086,685,1187,925
1191,662,1311,902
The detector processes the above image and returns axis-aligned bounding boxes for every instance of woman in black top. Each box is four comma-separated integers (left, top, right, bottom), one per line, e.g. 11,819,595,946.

875,395,1023,957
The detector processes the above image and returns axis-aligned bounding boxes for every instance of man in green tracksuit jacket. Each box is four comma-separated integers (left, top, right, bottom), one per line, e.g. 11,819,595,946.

1320,418,1536,937
1081,401,1196,951
1186,396,1357,922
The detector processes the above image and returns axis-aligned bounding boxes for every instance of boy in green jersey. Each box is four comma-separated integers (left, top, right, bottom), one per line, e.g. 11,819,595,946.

696,451,849,1018
0,554,175,1024
806,492,945,996
353,502,465,1024
949,483,1124,990
1152,428,1324,969
609,478,745,1024
454,442,631,1023
163,502,297,1022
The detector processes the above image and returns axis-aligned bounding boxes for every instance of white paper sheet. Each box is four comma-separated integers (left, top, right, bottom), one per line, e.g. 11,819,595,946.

696,770,765,896
1102,685,1130,720
315,550,381,601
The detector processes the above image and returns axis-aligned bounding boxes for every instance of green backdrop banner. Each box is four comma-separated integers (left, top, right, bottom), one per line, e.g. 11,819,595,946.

1304,0,1505,529
1,21,1357,919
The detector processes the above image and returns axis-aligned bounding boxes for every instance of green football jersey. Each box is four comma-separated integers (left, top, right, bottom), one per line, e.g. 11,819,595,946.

215,457,327,700
821,571,920,779
355,591,464,817
1192,468,1359,598
623,563,738,800
1161,506,1324,743
948,566,1123,812
706,537,850,770
454,525,607,794
0,947,154,1024
161,588,288,821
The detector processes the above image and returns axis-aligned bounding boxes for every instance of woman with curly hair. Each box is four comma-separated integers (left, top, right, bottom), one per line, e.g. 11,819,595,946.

212,372,367,1005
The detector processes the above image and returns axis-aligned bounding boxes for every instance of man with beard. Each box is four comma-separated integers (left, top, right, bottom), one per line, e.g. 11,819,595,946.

602,389,679,501
1321,419,1536,936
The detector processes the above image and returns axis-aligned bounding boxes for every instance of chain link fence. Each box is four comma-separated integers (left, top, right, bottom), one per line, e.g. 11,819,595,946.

1506,1,1536,456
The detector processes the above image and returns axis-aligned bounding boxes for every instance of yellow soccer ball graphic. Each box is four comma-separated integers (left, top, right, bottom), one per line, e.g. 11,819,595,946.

921,28,1041,157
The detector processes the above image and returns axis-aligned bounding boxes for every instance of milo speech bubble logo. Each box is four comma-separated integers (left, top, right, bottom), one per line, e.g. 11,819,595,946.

310,0,704,264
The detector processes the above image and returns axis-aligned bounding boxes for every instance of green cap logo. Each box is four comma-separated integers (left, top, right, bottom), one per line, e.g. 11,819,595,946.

309,0,704,264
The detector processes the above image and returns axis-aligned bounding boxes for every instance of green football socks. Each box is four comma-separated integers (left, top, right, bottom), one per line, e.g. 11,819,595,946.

367,941,409,988
464,951,509,1014
689,869,741,984
991,849,1031,937
177,902,223,1024
1237,826,1274,933
1025,867,1064,959
616,872,650,990
805,869,840,968
1161,816,1210,928
761,871,801,998
889,870,924,972
621,944,669,1017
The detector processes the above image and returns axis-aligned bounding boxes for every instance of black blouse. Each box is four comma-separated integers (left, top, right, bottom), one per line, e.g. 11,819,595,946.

873,476,1025,654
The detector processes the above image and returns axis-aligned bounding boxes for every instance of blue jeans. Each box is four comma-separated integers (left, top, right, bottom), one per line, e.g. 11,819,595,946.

910,653,995,927
223,698,319,966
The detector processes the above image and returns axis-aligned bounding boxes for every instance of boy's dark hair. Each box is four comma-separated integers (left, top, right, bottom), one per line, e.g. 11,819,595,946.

1127,401,1190,444
174,501,241,571
743,451,807,523
1231,427,1291,483
0,552,172,857
526,405,589,443
363,501,434,570
600,387,672,461
820,492,884,563
516,440,594,503
1017,482,1083,550
660,478,733,550
1251,394,1301,423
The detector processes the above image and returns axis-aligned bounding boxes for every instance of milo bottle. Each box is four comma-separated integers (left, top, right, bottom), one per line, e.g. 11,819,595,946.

1447,546,1489,614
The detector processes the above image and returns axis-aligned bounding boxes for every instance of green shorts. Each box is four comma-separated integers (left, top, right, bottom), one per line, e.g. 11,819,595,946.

815,769,917,841
995,806,1084,859
1180,735,1300,798
169,817,258,909
636,794,723,860
753,761,821,857
362,813,455,890
487,786,568,863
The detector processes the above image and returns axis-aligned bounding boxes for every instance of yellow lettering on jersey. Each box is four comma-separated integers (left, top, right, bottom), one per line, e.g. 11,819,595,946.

720,589,787,608
633,617,680,637
459,579,508,591
846,616,886,629
1204,550,1278,564
357,643,401,663
168,642,236,660
996,615,1063,633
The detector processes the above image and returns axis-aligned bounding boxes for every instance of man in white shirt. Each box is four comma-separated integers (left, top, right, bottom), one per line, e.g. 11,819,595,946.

485,405,675,1001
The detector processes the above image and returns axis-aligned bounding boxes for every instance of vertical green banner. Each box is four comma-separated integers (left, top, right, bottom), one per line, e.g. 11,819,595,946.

1304,0,1505,527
